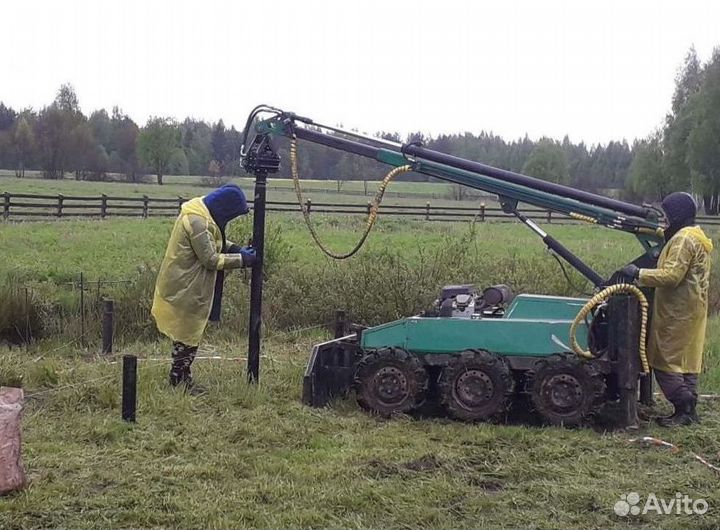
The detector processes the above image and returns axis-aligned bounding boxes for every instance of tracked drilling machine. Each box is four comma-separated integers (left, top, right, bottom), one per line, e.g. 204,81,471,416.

240,105,665,428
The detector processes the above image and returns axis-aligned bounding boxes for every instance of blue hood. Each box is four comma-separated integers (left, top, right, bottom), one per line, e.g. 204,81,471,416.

202,184,249,324
203,184,249,229
661,191,697,226
661,191,697,242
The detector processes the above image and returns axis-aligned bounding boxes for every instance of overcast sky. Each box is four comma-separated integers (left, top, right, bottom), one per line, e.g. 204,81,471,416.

3,0,719,145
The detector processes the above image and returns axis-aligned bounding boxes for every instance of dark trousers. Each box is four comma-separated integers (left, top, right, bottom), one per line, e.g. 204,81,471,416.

654,369,698,405
169,341,198,386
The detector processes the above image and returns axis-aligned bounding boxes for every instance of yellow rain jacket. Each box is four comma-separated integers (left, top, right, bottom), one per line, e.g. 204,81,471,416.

152,197,244,346
638,226,713,373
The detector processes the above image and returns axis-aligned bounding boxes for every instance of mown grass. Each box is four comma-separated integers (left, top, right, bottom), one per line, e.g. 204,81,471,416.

0,336,719,529
0,214,657,281
0,215,655,347
2,210,720,528
3,215,720,346
0,173,488,209
0,170,462,196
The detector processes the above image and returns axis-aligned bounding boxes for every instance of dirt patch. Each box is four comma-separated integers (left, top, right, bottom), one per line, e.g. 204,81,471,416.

360,454,445,478
362,459,399,479
402,454,443,472
90,480,117,493
467,476,504,493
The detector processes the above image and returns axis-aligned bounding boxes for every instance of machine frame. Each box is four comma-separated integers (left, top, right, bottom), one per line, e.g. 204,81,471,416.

240,106,660,427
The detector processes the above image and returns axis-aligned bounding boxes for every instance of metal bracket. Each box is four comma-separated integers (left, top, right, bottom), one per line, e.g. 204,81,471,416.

498,196,519,214
242,134,281,174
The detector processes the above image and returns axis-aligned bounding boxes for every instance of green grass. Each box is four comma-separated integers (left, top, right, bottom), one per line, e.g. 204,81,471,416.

0,335,719,529
0,173,492,210
0,169,465,196
0,215,658,282
2,209,720,528
1,215,655,348
3,213,720,342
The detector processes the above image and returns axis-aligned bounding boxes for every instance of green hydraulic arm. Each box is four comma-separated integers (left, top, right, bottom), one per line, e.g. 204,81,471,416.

241,105,665,288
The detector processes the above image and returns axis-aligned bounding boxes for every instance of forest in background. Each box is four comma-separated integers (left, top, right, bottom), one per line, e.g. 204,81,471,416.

0,47,718,209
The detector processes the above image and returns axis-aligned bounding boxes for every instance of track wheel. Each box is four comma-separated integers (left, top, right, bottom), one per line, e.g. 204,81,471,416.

530,354,606,427
354,348,428,417
439,350,514,421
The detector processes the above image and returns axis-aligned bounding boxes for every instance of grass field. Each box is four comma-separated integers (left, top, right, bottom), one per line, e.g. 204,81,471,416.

2,179,720,528
1,336,720,529
0,169,474,196
3,214,680,344
0,173,495,210
0,215,644,281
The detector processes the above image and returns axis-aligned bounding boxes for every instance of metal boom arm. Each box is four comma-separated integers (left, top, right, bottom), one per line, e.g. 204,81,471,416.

242,108,664,288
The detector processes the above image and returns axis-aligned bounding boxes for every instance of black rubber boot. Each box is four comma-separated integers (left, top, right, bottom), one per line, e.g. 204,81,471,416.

169,342,199,390
689,397,700,424
169,366,206,395
656,399,694,427
169,365,187,387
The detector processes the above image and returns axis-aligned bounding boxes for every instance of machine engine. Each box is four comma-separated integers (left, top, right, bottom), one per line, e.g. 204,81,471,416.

426,284,514,319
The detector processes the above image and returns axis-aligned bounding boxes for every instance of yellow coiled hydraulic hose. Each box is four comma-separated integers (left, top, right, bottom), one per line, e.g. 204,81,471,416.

569,283,650,374
291,132,650,373
289,135,413,259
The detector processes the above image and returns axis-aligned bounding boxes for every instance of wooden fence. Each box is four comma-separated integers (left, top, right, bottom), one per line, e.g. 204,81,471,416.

3,191,720,226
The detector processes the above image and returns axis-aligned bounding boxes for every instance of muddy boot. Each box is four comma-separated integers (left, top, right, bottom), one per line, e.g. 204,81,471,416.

169,365,188,387
178,364,208,396
169,368,206,395
656,399,693,427
169,342,198,389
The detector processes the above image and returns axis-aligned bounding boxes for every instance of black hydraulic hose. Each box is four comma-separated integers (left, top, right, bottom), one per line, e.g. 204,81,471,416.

240,105,283,158
402,144,651,219
543,233,605,288
293,126,381,159
514,211,605,287
294,125,650,220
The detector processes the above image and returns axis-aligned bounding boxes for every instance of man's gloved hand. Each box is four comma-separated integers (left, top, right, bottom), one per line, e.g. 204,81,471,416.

238,246,257,268
618,263,640,281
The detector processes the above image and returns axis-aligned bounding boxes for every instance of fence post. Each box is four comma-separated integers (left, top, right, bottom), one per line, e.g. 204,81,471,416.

100,194,107,219
24,287,30,350
177,196,183,214
425,201,431,221
334,309,347,339
366,201,372,215
142,195,149,219
640,369,654,406
102,299,114,355
57,194,64,218
305,198,312,214
122,355,137,423
479,203,486,222
610,295,640,429
547,210,552,224
2,192,9,220
79,272,86,348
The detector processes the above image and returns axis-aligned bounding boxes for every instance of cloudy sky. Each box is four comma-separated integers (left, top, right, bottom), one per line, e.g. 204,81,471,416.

3,0,718,144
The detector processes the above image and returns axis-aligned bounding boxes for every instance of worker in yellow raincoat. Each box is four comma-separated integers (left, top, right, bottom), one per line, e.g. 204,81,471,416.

152,184,256,393
621,192,713,427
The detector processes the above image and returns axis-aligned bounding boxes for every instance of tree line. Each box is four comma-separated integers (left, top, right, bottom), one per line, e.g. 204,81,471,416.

0,84,635,191
630,47,720,213
0,45,718,207
0,85,246,185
